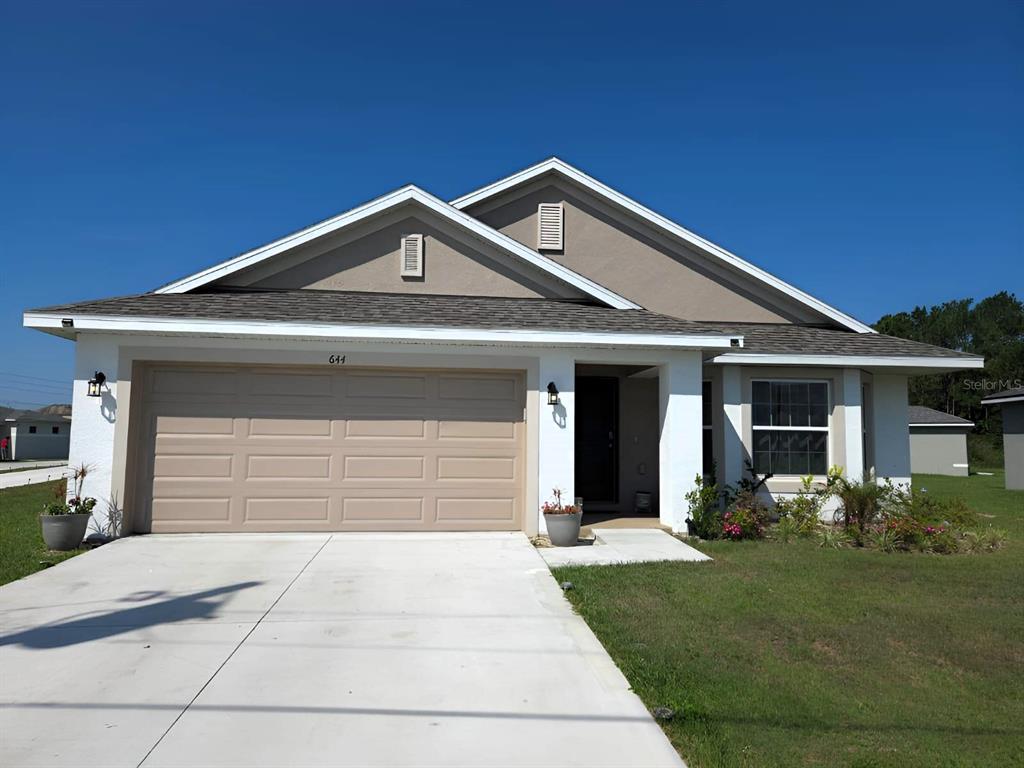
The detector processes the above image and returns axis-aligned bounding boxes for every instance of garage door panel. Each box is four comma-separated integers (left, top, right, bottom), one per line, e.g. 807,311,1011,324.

342,497,425,522
436,497,517,524
247,455,332,480
344,419,427,439
436,456,517,481
437,420,518,440
151,497,232,524
343,455,425,480
247,418,334,438
153,454,234,479
155,415,236,436
245,497,330,522
138,366,524,533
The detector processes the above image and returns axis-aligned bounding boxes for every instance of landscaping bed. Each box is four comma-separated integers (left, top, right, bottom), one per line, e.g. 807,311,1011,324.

554,472,1024,768
0,480,86,586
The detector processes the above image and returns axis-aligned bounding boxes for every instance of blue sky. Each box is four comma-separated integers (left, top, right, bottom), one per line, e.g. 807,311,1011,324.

1,1,1020,409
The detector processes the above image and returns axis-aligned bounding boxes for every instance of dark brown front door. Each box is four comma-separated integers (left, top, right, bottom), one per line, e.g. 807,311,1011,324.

575,376,618,505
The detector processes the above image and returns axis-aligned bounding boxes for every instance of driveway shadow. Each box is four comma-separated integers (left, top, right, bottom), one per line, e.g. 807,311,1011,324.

0,581,262,649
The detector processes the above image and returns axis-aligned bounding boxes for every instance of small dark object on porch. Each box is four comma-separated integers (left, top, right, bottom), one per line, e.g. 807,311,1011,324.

652,706,675,721
560,581,574,591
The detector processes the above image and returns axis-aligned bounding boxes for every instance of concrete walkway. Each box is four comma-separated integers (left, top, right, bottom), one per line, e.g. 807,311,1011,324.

0,462,68,489
538,528,712,567
0,533,684,768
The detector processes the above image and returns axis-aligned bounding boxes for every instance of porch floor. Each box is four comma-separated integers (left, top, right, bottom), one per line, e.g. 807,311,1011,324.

580,513,667,538
537,528,711,568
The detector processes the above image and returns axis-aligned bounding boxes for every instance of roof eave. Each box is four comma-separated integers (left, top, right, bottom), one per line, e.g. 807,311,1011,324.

707,352,985,372
23,311,740,351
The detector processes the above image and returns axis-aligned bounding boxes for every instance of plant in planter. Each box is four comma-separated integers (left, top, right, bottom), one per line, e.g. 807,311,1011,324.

40,464,96,551
542,487,581,547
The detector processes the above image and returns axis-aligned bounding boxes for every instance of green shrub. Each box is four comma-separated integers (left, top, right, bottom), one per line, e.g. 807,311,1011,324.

685,475,721,539
962,527,1008,553
886,483,978,528
818,526,851,549
772,475,824,537
830,473,889,545
772,515,799,543
722,491,769,540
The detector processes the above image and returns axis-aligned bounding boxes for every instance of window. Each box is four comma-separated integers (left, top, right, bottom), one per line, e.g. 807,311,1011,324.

28,426,37,434
702,380,713,477
52,426,60,434
400,234,423,277
752,380,829,475
537,203,564,250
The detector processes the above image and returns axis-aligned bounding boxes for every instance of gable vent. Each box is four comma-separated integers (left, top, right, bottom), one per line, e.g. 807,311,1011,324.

537,203,564,250
400,234,424,277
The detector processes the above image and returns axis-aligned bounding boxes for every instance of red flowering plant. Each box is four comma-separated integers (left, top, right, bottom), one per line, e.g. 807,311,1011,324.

541,487,579,516
721,491,768,540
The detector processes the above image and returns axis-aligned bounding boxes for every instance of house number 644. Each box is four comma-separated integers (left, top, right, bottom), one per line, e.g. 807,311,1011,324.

328,354,346,365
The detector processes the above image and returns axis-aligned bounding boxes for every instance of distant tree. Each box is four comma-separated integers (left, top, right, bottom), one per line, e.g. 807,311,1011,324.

875,292,1024,432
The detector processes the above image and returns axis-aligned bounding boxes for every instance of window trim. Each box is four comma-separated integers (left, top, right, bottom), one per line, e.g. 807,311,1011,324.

751,378,831,477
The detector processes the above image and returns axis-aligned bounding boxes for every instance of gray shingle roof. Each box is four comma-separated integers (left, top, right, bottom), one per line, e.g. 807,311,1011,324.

981,386,1024,404
695,322,981,360
29,290,733,337
28,290,981,361
908,405,973,426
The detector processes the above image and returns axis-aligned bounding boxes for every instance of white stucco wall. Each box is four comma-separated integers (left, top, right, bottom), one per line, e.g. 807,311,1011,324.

658,352,704,531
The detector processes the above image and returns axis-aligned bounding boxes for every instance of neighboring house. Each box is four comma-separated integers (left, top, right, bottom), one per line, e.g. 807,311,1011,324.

1,410,71,460
908,405,972,476
23,158,983,536
980,387,1024,490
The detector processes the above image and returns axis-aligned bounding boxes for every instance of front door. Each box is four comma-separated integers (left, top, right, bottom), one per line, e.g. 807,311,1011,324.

575,376,618,505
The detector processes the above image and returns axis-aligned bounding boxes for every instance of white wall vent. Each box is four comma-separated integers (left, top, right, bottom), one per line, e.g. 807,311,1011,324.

537,203,564,250
400,234,424,277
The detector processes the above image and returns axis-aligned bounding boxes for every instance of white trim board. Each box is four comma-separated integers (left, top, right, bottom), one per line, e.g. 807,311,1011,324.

981,395,1024,406
909,422,975,428
451,158,875,334
709,352,984,370
23,312,739,350
154,185,640,310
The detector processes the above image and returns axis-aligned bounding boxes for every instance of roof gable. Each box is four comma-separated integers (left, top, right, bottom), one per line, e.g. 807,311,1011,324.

155,185,639,310
452,158,874,333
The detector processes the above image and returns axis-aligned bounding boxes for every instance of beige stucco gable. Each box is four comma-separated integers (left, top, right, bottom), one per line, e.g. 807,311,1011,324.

217,203,587,300
467,178,825,324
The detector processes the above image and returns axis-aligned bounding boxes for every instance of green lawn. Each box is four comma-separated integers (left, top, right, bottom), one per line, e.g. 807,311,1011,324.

554,472,1024,768
0,480,85,586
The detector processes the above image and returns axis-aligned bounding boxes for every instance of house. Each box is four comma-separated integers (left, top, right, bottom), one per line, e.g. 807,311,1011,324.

980,387,1024,490
908,405,973,476
1,409,71,461
23,158,984,536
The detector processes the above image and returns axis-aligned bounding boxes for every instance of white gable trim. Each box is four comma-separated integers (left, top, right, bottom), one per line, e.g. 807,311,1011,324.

155,185,640,310
452,158,875,333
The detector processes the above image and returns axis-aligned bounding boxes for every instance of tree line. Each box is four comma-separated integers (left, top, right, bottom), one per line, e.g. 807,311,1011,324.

875,291,1024,434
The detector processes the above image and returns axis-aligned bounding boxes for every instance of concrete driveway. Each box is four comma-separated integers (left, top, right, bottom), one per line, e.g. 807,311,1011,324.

0,533,683,767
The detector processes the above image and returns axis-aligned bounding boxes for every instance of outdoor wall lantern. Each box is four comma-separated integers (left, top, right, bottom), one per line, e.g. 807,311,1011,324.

87,371,106,398
546,381,559,406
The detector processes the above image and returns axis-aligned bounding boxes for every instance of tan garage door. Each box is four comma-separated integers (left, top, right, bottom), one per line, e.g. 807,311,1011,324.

132,365,526,533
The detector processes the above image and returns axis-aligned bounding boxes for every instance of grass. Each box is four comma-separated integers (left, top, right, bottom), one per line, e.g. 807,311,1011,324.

0,480,86,586
554,472,1024,768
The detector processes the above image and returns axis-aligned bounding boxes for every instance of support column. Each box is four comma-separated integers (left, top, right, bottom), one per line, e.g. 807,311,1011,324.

537,353,575,534
842,368,865,482
659,351,703,532
69,333,121,537
871,374,911,488
721,365,745,488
